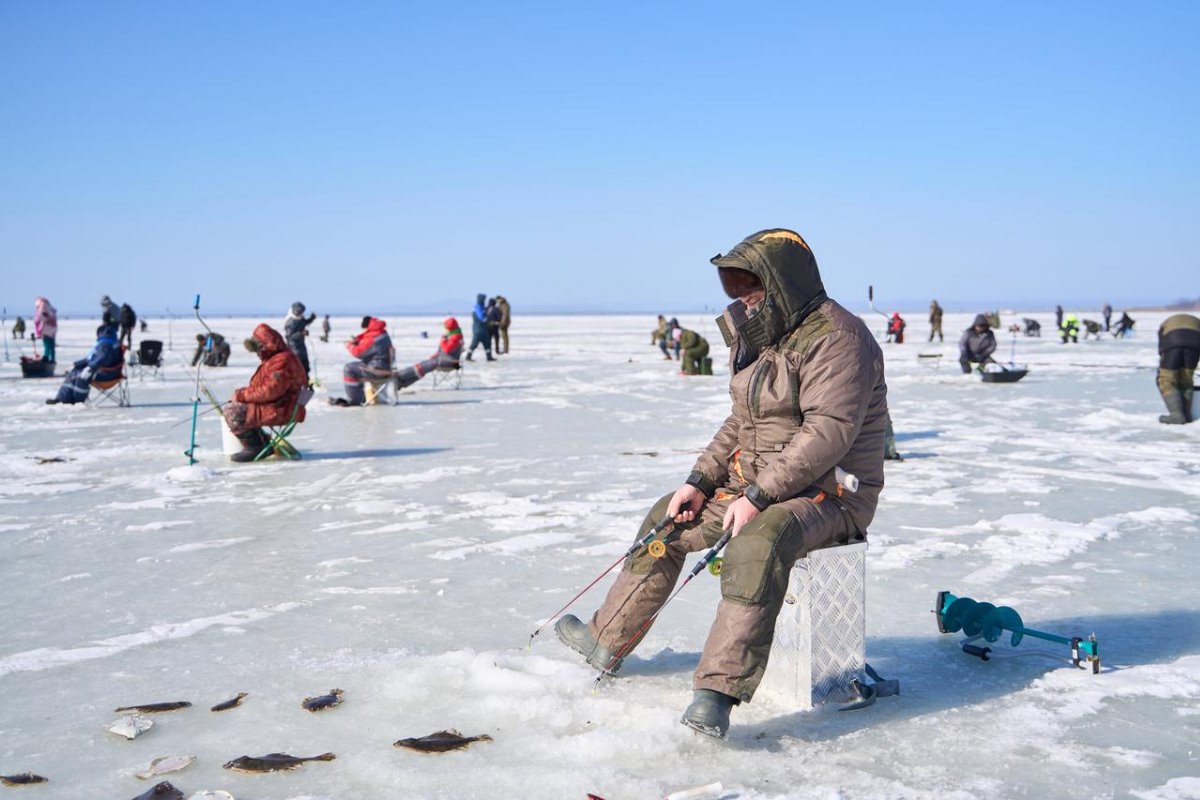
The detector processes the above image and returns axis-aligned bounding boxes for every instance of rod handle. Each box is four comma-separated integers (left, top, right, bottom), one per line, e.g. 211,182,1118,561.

962,643,991,661
193,294,201,311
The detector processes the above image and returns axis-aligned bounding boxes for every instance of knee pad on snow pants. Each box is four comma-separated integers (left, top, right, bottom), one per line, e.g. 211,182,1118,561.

719,501,849,606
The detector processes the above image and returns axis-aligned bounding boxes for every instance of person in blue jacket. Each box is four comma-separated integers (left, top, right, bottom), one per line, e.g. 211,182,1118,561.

46,325,123,404
464,293,495,362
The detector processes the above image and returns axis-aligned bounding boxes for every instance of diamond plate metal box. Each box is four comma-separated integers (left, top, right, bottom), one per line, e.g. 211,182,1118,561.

757,541,867,709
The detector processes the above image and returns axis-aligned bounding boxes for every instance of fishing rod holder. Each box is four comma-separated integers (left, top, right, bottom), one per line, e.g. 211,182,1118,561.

934,591,1100,674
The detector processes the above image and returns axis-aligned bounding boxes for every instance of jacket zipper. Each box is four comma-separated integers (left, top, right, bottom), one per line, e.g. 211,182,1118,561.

749,358,772,419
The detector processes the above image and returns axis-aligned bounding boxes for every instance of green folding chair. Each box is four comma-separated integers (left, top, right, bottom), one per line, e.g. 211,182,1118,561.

254,386,313,462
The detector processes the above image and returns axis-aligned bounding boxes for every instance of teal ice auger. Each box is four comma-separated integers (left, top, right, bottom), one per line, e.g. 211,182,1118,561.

934,591,1100,674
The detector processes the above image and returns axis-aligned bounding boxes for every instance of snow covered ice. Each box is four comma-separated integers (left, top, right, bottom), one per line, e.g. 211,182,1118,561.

0,311,1197,799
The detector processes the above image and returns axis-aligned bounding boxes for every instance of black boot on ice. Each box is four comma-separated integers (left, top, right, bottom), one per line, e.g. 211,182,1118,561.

554,614,623,674
231,430,267,463
681,689,736,739
1159,392,1188,425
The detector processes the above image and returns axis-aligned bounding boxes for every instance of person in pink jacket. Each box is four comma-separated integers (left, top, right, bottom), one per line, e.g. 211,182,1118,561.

34,297,58,363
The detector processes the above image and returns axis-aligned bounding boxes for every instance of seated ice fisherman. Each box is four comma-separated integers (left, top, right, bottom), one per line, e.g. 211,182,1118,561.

393,317,464,392
222,324,308,462
330,316,394,406
679,329,709,375
958,314,997,373
46,324,123,405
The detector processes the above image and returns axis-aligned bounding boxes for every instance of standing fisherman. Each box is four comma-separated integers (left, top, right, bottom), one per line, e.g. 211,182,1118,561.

284,301,317,379
928,299,943,342
555,229,888,739
1156,313,1200,424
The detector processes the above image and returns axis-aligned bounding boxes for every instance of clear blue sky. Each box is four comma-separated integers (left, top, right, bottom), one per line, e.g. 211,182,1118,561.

2,1,1197,317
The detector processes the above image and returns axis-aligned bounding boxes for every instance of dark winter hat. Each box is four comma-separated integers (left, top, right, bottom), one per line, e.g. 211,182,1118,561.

100,295,112,306
360,315,372,329
717,267,763,299
291,302,305,315
973,314,990,329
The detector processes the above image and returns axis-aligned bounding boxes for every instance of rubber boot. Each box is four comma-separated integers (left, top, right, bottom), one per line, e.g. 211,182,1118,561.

231,429,267,462
554,614,623,674
1159,392,1188,425
680,689,736,739
1184,386,1195,423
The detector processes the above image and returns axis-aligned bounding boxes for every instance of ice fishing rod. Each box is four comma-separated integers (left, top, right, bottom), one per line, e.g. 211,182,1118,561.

527,514,675,649
593,527,734,687
2,307,9,362
867,285,890,323
185,295,215,465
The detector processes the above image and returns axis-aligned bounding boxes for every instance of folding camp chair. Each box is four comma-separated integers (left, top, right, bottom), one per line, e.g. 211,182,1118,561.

86,354,130,408
254,386,313,461
430,361,464,390
131,339,164,380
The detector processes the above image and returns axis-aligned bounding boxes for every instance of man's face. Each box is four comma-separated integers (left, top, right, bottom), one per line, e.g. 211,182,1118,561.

741,289,766,314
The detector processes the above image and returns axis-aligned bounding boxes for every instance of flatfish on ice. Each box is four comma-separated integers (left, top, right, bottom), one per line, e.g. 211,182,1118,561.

0,773,48,786
210,692,248,712
107,714,154,740
223,752,336,773
300,688,343,712
115,701,192,713
393,730,493,753
131,782,184,800
135,755,196,780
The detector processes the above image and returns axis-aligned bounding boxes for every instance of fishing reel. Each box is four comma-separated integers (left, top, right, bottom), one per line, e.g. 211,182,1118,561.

647,538,723,576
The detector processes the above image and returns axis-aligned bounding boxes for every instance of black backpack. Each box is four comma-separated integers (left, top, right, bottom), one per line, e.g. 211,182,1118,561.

120,304,136,327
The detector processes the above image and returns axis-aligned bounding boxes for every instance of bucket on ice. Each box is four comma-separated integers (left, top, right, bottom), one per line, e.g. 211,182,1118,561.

217,414,240,456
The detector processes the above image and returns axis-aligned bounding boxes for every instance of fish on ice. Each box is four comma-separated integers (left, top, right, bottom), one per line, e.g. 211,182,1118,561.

393,730,493,753
300,688,343,712
222,752,336,773
210,692,248,712
107,714,154,740
114,701,192,713
135,755,197,780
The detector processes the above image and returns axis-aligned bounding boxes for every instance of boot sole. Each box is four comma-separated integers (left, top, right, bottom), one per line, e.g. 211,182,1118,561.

681,716,728,739
554,623,623,674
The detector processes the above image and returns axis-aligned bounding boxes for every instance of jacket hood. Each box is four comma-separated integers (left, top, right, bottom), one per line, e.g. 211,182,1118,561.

251,323,287,358
365,317,387,334
972,314,990,329
96,324,118,341
443,316,460,331
711,228,827,350
476,294,486,305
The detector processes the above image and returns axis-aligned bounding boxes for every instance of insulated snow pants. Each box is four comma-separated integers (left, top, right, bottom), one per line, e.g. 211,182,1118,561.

587,488,854,703
394,353,457,391
342,361,391,405
1157,367,1195,423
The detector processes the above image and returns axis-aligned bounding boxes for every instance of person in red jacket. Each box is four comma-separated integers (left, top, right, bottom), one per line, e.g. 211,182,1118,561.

886,312,906,344
330,316,395,406
393,317,464,392
223,323,309,462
